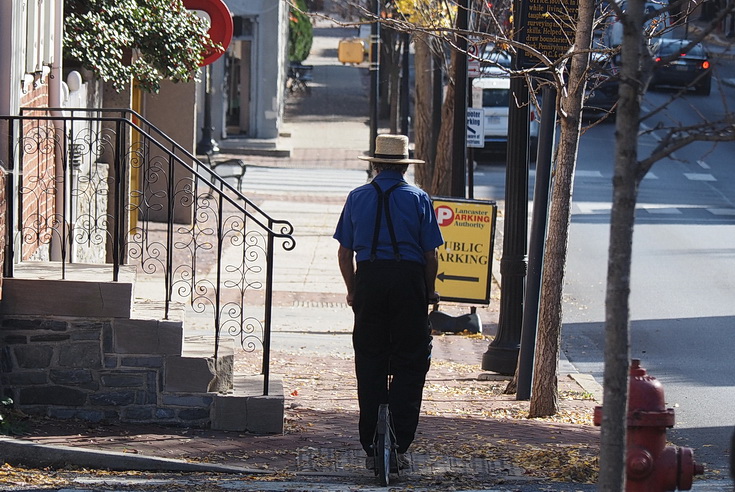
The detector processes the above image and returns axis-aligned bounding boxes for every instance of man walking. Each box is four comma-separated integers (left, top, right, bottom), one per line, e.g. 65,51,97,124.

333,134,444,471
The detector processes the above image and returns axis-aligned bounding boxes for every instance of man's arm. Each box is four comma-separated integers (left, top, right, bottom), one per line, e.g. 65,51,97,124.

424,248,440,304
337,245,356,306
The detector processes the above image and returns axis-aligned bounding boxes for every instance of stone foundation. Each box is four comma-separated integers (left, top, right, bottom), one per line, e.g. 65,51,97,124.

0,316,216,427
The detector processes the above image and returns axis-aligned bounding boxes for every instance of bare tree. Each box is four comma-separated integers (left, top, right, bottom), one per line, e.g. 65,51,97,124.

413,32,437,189
530,0,596,417
598,2,735,489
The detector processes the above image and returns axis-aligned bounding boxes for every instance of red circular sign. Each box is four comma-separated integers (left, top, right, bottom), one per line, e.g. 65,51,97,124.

435,205,455,227
184,0,234,66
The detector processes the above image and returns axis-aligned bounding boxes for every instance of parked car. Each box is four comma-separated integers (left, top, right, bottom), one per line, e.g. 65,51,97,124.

584,43,620,118
478,43,512,76
604,0,672,47
649,38,712,95
471,76,539,161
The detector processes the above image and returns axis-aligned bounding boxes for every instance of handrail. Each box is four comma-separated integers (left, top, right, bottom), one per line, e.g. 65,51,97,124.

1,108,295,396
17,109,296,243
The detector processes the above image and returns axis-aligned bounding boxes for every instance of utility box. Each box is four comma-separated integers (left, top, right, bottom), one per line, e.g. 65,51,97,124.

338,38,366,65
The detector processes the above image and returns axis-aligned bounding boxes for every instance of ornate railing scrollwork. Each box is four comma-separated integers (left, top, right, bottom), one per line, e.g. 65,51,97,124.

2,109,296,396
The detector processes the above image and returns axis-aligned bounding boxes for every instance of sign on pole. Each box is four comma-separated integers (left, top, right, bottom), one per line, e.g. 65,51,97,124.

467,43,481,77
433,197,497,304
517,0,579,69
466,108,484,148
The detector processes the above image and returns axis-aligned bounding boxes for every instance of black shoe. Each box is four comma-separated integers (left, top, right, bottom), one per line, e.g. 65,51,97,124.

390,453,410,472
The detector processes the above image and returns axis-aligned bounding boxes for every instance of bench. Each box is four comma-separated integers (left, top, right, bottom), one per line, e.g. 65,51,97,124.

204,153,248,192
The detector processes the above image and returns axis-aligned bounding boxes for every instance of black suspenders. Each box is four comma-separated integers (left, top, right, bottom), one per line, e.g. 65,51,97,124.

370,181,404,262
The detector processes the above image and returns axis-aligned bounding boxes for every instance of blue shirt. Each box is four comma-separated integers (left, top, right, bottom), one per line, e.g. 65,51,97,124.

333,170,444,264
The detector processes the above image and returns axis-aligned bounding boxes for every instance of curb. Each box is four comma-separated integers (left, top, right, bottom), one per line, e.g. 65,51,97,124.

0,437,274,475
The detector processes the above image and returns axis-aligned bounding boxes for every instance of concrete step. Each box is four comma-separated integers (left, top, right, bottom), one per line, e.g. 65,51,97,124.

130,299,186,324
2,263,137,318
211,374,284,434
214,136,292,158
163,337,234,394
111,317,184,357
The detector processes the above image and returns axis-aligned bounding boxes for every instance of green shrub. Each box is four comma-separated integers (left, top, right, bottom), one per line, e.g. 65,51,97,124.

64,0,221,93
0,397,27,436
289,0,313,62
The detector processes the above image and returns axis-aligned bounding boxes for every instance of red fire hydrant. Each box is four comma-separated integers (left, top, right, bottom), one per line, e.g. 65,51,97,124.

594,359,704,491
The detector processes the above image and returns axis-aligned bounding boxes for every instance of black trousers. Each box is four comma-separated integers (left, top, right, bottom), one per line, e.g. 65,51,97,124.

352,260,431,455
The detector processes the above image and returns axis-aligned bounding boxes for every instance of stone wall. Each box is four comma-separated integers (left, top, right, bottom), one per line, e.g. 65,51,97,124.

0,315,214,427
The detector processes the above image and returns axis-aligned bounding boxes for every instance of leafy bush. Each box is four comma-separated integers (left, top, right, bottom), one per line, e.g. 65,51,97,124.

64,0,221,93
289,0,313,62
0,397,27,436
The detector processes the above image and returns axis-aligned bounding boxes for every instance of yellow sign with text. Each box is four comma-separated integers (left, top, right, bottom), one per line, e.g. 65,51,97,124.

432,197,497,304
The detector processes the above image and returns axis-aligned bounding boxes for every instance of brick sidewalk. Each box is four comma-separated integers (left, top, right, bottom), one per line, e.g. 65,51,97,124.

19,335,600,486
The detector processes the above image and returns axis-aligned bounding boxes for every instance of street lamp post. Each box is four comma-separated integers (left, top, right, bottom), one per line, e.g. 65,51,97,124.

481,2,530,374
196,63,219,155
451,0,468,198
369,0,380,155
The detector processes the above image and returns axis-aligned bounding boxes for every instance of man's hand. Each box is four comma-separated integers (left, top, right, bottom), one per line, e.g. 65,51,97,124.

337,245,356,307
428,291,440,305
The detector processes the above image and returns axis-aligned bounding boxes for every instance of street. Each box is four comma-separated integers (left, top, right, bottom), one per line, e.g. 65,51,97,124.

473,45,735,480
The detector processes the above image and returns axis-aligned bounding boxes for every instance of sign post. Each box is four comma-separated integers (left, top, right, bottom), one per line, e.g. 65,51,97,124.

516,0,579,69
433,198,497,304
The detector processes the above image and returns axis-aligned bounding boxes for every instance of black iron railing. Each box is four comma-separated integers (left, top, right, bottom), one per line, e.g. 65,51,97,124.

0,108,295,395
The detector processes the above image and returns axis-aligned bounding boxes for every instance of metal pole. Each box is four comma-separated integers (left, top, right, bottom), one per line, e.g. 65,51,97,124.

451,0,469,198
196,64,219,155
369,0,380,154
401,32,410,136
3,118,15,278
431,51,442,165
481,0,530,374
516,84,557,400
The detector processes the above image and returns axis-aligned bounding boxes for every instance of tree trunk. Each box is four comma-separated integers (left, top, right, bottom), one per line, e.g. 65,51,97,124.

430,48,457,197
598,0,646,490
528,0,595,418
413,33,435,190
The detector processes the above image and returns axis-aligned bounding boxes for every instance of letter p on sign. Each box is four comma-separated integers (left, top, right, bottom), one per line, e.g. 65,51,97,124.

435,205,454,226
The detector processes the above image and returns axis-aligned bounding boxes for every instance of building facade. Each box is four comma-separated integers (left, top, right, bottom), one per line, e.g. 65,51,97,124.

197,0,290,142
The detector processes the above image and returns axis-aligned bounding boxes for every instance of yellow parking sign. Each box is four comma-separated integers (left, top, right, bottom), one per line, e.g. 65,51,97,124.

432,197,497,304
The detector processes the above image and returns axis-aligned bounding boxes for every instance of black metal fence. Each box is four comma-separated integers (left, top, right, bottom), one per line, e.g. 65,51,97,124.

0,108,295,395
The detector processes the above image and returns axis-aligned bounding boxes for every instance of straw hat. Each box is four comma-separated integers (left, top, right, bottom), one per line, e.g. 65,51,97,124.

358,134,425,164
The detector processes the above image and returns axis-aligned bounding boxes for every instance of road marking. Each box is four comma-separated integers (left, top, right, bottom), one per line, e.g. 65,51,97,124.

642,172,658,180
576,170,603,178
240,168,368,195
697,160,711,170
575,202,735,218
640,205,683,215
574,202,612,214
684,173,716,181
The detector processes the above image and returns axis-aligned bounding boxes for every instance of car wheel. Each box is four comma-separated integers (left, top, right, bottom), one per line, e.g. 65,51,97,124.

697,75,712,96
